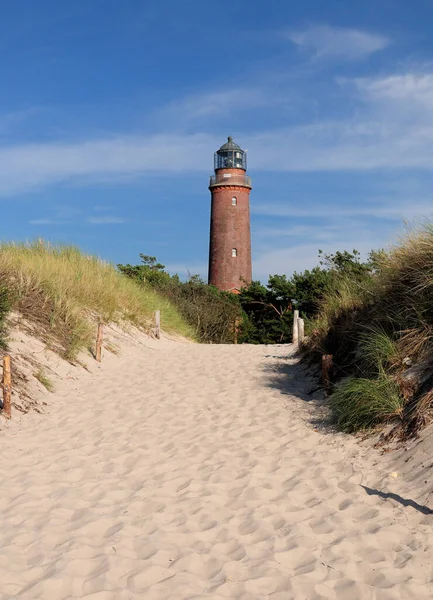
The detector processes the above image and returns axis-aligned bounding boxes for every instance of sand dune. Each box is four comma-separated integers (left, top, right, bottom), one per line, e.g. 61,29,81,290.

0,333,432,599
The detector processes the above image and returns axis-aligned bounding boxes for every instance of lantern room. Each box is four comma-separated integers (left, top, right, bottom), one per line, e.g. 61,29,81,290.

214,136,247,171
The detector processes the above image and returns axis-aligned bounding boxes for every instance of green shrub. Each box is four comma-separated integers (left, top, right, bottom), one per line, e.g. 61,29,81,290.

118,256,240,344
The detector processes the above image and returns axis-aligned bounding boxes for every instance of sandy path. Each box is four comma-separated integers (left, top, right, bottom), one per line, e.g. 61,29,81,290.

0,339,432,599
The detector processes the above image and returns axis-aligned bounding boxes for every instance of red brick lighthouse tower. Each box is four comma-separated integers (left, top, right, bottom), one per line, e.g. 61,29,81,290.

208,136,252,292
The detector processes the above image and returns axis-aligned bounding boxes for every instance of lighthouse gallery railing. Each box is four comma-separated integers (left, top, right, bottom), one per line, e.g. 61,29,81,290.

209,173,252,188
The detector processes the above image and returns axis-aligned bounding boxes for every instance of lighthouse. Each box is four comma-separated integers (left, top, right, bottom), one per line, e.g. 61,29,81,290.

208,136,252,292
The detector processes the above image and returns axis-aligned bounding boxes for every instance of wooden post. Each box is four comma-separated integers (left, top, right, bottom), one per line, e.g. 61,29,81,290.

234,318,241,344
95,323,103,363
155,310,161,340
297,318,305,345
292,310,299,345
322,354,333,396
2,356,11,419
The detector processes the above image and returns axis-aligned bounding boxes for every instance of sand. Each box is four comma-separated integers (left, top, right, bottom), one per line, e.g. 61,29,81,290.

0,334,432,599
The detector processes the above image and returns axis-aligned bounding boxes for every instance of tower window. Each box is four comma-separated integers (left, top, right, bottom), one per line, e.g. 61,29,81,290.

232,196,237,205
232,248,237,257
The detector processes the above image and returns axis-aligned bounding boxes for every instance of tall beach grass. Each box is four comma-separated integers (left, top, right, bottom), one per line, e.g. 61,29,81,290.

0,241,194,358
304,222,433,436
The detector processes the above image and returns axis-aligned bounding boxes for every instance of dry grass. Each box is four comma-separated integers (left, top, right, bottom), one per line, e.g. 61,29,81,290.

0,241,194,359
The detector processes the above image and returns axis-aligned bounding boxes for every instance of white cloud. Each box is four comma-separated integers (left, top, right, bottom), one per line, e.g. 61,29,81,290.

86,216,127,224
252,199,433,220
28,218,59,225
158,86,275,127
353,74,433,110
0,133,217,195
1,119,433,199
287,25,389,61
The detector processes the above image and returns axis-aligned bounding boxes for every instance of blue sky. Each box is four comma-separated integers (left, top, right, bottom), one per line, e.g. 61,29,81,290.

2,0,433,280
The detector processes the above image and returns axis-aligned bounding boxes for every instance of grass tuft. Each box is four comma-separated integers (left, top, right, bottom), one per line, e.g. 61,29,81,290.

359,327,398,377
330,376,404,433
34,368,55,392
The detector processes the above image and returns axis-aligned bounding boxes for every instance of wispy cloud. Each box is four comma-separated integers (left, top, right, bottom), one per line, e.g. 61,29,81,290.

158,86,276,128
0,133,216,195
353,73,433,110
3,118,433,198
253,199,433,220
29,218,60,225
86,216,127,224
287,25,390,61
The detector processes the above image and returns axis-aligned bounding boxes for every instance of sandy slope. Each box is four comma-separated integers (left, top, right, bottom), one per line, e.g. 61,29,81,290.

0,334,432,599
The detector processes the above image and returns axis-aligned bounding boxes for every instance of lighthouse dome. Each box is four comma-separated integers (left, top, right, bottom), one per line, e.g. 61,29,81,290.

214,136,247,171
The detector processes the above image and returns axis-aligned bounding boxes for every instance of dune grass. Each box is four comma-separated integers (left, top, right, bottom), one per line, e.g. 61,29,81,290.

304,222,433,435
0,241,194,359
330,376,404,433
359,327,398,377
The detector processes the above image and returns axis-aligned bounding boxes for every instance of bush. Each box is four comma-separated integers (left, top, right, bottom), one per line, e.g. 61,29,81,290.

118,256,241,344
161,278,241,344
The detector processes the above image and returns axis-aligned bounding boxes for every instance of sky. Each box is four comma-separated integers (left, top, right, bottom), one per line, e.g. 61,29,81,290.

2,0,433,281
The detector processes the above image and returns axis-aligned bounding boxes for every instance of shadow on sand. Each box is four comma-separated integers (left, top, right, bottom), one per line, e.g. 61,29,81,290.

262,353,433,516
261,353,332,432
360,485,433,515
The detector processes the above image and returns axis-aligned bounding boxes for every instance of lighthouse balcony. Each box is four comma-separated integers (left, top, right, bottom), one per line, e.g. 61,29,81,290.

209,173,252,189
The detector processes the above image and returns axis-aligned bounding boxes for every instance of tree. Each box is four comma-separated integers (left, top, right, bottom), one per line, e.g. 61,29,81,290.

239,279,293,344
117,254,172,286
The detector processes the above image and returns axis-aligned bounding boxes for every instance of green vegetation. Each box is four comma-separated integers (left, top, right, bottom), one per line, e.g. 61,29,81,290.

34,368,55,392
330,376,404,433
117,250,378,346
237,249,376,344
238,277,293,344
304,223,433,436
0,241,194,359
118,255,240,343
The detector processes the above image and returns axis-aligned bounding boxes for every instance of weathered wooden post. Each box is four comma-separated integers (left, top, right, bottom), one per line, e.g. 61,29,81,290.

95,323,103,363
2,356,11,419
292,310,299,345
234,318,241,344
155,310,161,340
322,354,333,396
297,318,305,345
